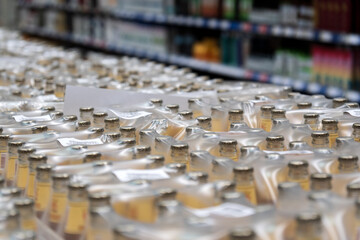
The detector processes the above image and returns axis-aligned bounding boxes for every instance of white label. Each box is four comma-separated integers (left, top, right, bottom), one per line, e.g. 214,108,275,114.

189,203,255,218
0,152,7,169
13,114,52,122
113,111,152,120
57,138,103,147
113,169,170,182
345,109,360,117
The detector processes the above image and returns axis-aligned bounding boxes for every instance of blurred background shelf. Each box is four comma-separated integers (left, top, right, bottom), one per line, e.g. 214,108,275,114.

21,27,360,102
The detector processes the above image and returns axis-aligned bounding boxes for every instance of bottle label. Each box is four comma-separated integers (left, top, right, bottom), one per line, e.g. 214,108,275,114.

16,164,29,188
6,156,17,181
64,201,89,235
35,182,51,212
260,118,272,132
113,169,170,182
26,172,36,198
21,218,37,231
50,192,68,223
329,133,338,148
190,202,255,218
236,185,257,205
13,114,52,122
0,151,7,169
57,137,103,147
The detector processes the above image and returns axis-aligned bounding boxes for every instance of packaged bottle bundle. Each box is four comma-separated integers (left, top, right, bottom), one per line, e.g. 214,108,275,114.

1,28,360,239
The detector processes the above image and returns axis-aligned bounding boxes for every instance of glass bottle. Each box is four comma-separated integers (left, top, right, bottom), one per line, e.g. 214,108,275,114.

304,113,319,131
31,125,48,134
233,166,257,205
120,126,136,139
345,102,359,108
0,134,10,173
271,109,286,120
170,143,189,169
311,131,329,148
55,82,66,98
154,136,172,159
337,155,358,173
83,152,102,164
76,120,91,131
289,141,309,150
26,154,47,199
16,147,36,191
322,118,338,148
229,227,256,240
287,160,310,190
259,105,275,132
35,164,52,218
211,106,226,132
188,98,202,118
185,126,202,137
103,132,121,143
347,182,360,198
6,141,24,186
228,109,244,130
335,137,354,148
133,145,151,159
352,123,360,142
79,107,94,121
333,97,347,108
153,188,177,222
165,104,179,114
63,181,89,240
150,98,163,107
295,212,322,240
146,155,165,169
1,208,20,238
178,110,193,120
87,192,112,240
266,135,285,151
104,117,120,133
189,150,210,172
14,198,36,231
197,116,212,131
211,157,232,181
297,102,312,109
310,173,332,191
49,173,70,231
219,139,238,161
92,112,108,128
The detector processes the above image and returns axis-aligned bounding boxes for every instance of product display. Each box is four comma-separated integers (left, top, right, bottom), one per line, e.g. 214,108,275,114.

1,28,360,239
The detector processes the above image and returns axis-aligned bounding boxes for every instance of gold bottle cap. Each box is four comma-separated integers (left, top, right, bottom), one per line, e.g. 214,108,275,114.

157,188,177,200
271,109,286,119
171,143,189,151
322,118,338,125
28,154,47,162
221,191,246,202
84,152,102,162
288,160,309,168
62,115,77,122
104,117,120,124
121,138,136,146
89,127,105,134
311,173,332,181
266,135,285,142
219,139,238,146
52,173,70,181
230,227,256,240
93,161,113,168
150,98,163,105
347,182,360,192
8,141,24,147
233,165,254,173
12,90,21,96
68,181,88,190
18,147,36,154
215,181,236,193
51,111,64,119
188,98,200,104
229,109,244,115
196,116,211,123
333,97,347,107
278,182,300,191
135,145,151,153
304,113,319,119
178,110,193,119
353,123,360,130
166,163,186,172
311,131,329,138
88,191,111,202
296,212,321,223
78,120,91,128
80,107,94,112
297,102,312,109
93,112,108,118
40,106,55,112
289,141,308,150
55,82,65,87
345,102,359,108
0,134,10,140
186,172,208,183
147,155,165,163
120,126,136,132
14,198,34,208
36,164,52,172
166,104,179,112
338,155,358,162
31,125,48,133
105,132,121,141
260,105,275,112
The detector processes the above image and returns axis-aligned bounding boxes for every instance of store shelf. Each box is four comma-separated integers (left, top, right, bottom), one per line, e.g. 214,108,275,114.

17,2,360,46
20,27,360,102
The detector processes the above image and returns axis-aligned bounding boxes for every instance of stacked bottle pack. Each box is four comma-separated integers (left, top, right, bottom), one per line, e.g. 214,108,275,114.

2,28,360,239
